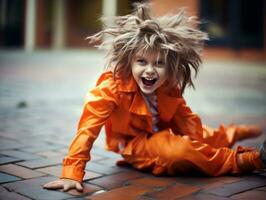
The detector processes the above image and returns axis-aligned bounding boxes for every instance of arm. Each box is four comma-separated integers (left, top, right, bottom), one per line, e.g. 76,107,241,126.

43,73,120,192
173,98,203,141
61,73,120,182
44,85,117,191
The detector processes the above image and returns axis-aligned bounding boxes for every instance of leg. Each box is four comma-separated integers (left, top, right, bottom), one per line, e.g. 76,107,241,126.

202,124,262,148
121,129,263,176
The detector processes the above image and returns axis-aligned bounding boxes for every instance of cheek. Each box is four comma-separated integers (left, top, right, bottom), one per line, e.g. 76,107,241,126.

157,68,167,81
131,65,141,79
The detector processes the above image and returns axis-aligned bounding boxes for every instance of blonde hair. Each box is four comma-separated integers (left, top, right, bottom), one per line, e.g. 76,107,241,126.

86,3,208,94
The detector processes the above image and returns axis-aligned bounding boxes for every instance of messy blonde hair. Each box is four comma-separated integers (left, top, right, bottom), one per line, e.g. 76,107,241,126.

86,3,208,94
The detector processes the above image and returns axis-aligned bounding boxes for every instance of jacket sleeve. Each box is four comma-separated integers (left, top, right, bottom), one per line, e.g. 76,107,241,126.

173,98,203,141
61,72,120,182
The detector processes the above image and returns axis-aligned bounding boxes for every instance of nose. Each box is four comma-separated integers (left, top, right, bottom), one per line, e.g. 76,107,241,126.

145,64,155,75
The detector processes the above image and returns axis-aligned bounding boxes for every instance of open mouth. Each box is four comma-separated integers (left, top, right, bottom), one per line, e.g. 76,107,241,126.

141,77,157,86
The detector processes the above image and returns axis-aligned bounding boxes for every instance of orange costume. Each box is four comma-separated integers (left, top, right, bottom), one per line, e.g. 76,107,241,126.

61,71,262,182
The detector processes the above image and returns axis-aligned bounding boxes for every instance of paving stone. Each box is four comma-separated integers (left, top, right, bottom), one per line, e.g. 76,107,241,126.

90,147,122,159
96,158,121,166
37,150,65,158
0,139,27,150
17,156,62,169
89,171,144,190
127,177,175,188
3,176,72,200
0,150,43,160
0,172,21,183
36,165,103,180
0,164,45,179
200,176,242,190
148,183,199,200
178,193,230,200
90,154,105,161
36,165,63,177
64,182,102,196
17,186,73,200
0,190,31,200
231,190,266,200
0,155,22,164
85,161,124,175
175,176,242,188
20,143,64,153
0,186,30,199
204,176,266,197
87,185,151,200
3,176,55,191
256,186,266,191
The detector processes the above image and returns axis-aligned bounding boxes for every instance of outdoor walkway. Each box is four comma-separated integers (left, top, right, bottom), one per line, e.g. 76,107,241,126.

0,50,265,200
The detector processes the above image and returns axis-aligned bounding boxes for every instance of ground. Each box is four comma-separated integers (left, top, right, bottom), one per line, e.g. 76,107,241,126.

0,50,265,200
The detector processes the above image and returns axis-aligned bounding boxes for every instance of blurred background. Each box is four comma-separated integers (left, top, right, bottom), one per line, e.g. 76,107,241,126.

0,0,265,60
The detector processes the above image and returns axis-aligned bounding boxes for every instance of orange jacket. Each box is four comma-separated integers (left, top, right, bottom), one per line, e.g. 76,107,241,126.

61,71,203,182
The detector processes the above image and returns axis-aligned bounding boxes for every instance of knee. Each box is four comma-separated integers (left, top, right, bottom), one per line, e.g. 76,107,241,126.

156,135,192,162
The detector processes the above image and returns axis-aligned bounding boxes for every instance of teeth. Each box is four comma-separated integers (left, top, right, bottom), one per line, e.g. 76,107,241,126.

143,77,154,80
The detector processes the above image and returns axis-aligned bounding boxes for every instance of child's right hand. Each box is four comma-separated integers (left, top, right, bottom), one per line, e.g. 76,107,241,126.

43,178,83,192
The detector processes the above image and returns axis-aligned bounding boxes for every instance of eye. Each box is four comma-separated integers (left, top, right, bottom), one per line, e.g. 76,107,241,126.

156,60,165,67
136,59,147,65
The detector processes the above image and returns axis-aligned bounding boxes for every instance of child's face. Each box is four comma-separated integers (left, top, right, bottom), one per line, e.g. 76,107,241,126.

131,50,167,96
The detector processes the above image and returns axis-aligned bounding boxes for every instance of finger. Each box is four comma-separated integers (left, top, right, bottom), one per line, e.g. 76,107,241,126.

75,182,83,192
43,181,63,190
63,183,72,192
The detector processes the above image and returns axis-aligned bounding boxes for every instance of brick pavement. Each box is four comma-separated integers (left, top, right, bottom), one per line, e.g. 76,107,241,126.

0,50,265,199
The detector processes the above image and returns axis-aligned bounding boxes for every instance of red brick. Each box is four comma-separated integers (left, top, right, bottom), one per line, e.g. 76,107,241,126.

0,164,45,179
176,176,242,189
127,177,175,188
231,190,266,200
205,176,266,197
149,183,199,200
90,171,144,189
87,185,151,200
178,194,230,200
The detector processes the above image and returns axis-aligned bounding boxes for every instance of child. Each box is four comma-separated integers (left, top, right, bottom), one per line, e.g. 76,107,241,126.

43,3,265,192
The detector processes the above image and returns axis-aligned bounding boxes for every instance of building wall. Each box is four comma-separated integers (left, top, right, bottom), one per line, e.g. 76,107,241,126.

151,0,266,61
151,0,199,17
36,0,52,48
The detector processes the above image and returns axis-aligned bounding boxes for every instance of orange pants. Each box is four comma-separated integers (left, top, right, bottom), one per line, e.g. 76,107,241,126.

121,125,262,176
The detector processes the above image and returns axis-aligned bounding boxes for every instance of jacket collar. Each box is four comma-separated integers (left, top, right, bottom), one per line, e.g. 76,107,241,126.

118,76,183,121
